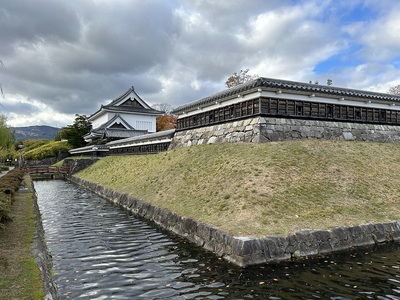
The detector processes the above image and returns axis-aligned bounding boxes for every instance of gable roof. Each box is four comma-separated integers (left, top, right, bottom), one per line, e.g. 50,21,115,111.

172,77,400,114
88,86,163,121
83,114,133,140
95,114,134,131
107,86,151,108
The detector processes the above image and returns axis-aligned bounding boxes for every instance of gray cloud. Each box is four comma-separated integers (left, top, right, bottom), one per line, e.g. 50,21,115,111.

1,0,400,127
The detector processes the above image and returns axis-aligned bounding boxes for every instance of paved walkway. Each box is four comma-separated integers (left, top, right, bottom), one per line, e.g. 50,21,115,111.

0,167,15,178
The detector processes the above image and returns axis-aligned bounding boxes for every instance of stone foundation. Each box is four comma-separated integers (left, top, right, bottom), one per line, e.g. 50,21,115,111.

170,117,261,148
171,117,400,148
62,158,99,174
259,117,400,142
70,176,400,267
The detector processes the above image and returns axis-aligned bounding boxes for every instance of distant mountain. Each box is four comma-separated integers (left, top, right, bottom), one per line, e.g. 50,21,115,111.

11,125,60,141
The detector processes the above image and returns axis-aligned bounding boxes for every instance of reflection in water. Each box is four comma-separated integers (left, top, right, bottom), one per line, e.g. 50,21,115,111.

34,180,400,299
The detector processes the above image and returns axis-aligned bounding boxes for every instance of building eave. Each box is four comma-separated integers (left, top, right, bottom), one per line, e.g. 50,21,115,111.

172,77,400,115
69,145,109,155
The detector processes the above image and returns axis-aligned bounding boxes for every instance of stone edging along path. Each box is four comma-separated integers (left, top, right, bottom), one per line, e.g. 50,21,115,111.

70,176,400,267
30,182,60,300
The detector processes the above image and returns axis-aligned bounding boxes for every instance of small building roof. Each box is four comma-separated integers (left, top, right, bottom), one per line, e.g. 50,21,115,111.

98,114,134,130
103,128,148,139
83,114,133,140
172,77,400,115
106,129,175,147
88,86,163,121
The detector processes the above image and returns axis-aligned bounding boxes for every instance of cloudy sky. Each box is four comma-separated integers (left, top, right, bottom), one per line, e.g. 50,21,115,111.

1,0,400,128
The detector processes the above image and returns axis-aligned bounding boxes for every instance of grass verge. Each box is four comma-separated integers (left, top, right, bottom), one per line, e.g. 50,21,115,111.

75,140,400,237
0,175,44,300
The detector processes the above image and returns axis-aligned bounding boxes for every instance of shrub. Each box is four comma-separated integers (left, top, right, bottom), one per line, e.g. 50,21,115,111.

0,168,24,227
16,139,50,152
23,141,72,160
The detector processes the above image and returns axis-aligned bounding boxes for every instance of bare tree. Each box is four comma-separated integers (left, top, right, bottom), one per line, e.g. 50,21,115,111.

225,69,258,88
152,103,174,115
388,84,400,95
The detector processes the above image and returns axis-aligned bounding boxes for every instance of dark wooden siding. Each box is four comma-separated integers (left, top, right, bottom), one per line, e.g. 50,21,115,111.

176,99,260,130
176,97,400,131
259,97,400,125
108,142,170,155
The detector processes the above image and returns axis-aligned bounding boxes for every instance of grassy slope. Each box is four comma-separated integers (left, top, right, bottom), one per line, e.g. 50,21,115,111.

76,141,400,237
0,176,44,299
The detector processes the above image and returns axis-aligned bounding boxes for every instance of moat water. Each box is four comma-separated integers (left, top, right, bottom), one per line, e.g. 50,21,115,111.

34,180,400,299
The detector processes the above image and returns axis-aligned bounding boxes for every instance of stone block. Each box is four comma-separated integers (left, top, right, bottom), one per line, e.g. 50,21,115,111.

266,124,275,131
330,227,350,251
259,117,267,124
196,223,212,241
236,132,246,141
244,131,254,142
245,125,253,131
342,132,354,140
180,217,197,233
250,117,259,125
207,136,218,144
243,119,251,126
292,230,319,256
347,225,374,246
260,236,290,261
231,237,262,256
370,223,387,243
312,230,333,254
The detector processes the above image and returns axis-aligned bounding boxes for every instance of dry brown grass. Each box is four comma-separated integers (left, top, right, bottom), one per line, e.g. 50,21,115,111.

76,140,400,237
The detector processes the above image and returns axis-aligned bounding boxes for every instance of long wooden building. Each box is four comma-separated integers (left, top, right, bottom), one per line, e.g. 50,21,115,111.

170,77,400,148
70,78,400,156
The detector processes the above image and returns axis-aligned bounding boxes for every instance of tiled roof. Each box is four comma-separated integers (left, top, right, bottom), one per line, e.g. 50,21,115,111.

106,129,175,146
172,77,400,114
104,128,148,138
108,86,138,106
88,86,163,119
101,105,162,115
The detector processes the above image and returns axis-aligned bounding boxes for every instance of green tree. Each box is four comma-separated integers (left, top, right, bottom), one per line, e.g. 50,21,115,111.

225,69,258,88
0,115,14,158
57,114,92,148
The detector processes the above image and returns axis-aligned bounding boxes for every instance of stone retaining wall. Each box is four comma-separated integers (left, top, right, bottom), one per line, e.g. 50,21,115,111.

62,158,99,174
170,117,261,148
171,117,400,148
259,117,400,142
70,176,400,267
31,185,59,300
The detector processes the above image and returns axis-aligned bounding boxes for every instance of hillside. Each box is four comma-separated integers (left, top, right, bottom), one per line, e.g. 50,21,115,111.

75,141,400,237
11,125,59,141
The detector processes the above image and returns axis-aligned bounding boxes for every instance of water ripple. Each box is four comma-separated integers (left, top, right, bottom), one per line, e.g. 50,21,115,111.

34,180,400,299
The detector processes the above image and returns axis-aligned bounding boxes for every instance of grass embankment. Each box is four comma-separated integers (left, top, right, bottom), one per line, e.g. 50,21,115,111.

0,175,44,299
76,140,400,237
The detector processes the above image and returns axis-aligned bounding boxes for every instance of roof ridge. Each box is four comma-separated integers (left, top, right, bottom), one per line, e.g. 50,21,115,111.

172,77,400,114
